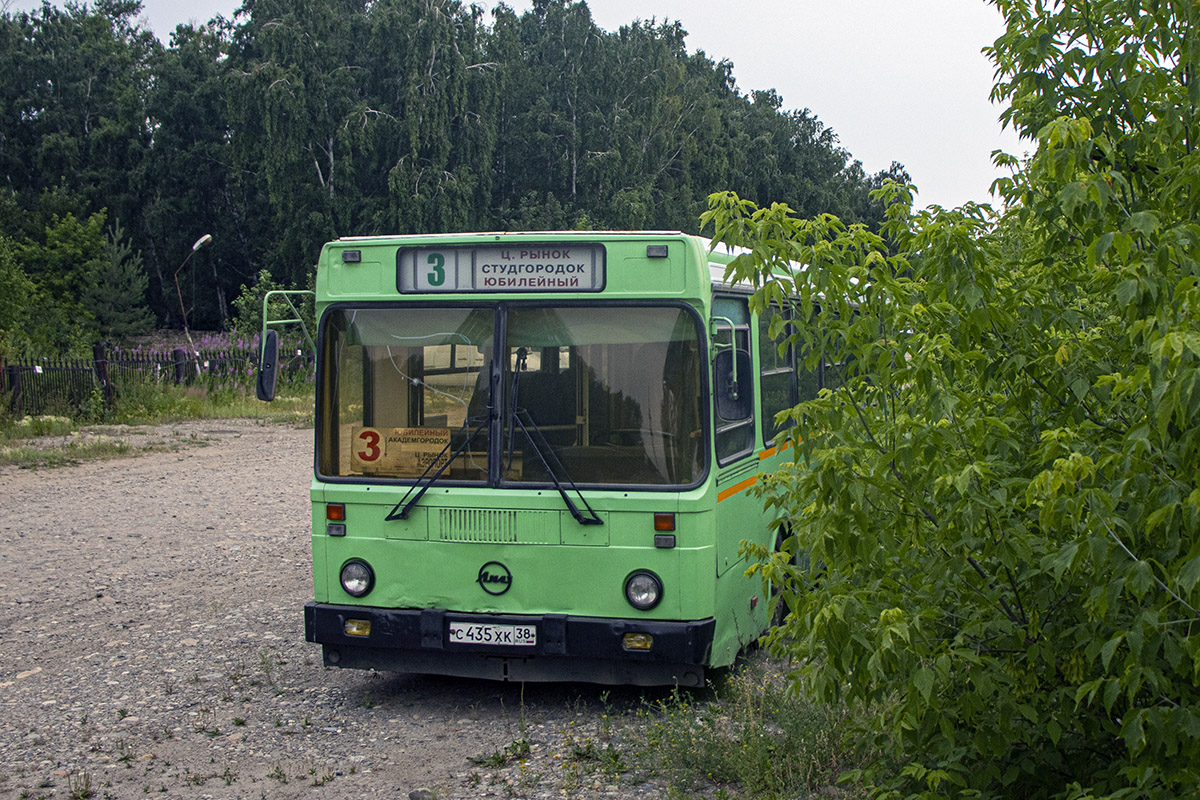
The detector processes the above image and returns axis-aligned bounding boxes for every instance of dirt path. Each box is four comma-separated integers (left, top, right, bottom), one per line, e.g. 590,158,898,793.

0,420,668,800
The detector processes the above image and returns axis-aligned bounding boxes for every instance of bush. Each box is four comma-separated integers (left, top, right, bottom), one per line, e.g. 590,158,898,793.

706,2,1200,798
231,268,315,344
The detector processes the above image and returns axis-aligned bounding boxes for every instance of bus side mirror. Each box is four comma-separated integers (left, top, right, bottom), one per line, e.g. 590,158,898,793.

256,329,279,402
714,349,752,421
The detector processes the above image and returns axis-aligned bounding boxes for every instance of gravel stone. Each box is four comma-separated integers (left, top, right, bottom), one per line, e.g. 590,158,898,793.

0,419,678,799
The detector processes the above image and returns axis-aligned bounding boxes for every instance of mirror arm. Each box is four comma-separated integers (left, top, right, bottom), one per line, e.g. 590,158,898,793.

710,315,739,392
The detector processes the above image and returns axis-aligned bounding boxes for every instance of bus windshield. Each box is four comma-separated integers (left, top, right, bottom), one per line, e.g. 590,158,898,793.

318,304,705,487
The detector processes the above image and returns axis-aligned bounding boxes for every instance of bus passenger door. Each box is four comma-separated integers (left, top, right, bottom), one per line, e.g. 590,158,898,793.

711,296,759,576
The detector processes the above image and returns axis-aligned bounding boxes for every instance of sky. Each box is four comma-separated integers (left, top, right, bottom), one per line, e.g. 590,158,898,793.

5,0,1029,210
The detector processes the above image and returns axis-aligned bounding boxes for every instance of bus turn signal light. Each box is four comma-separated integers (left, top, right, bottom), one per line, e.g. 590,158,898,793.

653,512,675,531
326,504,345,521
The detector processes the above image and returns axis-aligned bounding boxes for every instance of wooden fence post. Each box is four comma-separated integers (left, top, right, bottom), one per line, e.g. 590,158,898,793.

173,348,187,385
5,364,20,416
92,343,114,408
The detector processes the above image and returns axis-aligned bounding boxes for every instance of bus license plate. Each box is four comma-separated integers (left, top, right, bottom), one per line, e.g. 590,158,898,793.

448,622,537,647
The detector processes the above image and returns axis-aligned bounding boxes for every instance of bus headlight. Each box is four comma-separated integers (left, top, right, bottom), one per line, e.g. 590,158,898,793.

340,559,374,598
624,570,662,610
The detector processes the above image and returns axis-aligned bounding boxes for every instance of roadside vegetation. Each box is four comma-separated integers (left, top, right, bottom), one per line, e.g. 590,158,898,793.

0,380,312,469
1,322,314,470
458,652,882,799
629,657,879,799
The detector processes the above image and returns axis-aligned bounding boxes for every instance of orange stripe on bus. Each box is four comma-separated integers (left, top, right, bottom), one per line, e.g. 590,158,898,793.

759,440,795,460
718,475,758,502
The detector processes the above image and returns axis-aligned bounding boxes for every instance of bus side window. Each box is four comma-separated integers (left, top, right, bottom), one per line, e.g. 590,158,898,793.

758,305,796,447
713,296,755,465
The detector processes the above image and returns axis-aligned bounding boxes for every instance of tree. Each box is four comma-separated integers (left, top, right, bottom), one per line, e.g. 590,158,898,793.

703,1,1200,798
231,267,291,337
226,0,366,284
0,1,159,250
83,220,154,338
3,210,108,356
18,210,106,316
143,18,252,330
490,0,601,227
0,236,38,359
362,0,497,234
2,0,910,345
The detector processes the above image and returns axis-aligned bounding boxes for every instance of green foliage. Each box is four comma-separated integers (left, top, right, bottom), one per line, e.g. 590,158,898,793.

84,220,154,338
2,0,902,338
143,18,249,331
6,211,108,356
0,0,159,283
0,237,38,359
5,415,74,438
231,269,289,337
230,268,316,368
0,207,152,355
19,210,106,308
704,2,1200,798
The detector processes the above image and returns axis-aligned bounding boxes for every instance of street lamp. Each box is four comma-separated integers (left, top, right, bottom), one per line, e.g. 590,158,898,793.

174,234,213,370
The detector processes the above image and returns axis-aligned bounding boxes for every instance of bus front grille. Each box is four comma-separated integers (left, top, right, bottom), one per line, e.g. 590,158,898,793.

436,509,559,544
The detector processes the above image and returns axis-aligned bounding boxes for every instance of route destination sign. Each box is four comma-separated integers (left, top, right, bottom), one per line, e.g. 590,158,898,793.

397,244,605,293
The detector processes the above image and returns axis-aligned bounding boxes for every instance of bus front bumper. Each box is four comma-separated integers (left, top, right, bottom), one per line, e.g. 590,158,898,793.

304,602,715,686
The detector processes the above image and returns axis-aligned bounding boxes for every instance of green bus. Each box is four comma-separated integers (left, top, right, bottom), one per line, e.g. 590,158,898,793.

258,231,820,686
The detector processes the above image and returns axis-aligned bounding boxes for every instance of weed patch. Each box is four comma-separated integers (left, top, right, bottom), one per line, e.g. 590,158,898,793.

470,736,532,768
630,657,878,799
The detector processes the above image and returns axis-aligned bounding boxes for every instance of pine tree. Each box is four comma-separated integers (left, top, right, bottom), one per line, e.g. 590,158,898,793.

83,221,154,339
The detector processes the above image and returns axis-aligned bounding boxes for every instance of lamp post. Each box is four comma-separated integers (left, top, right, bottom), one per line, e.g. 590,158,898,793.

174,234,213,373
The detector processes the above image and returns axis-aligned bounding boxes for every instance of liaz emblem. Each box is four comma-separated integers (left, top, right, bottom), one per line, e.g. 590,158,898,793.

476,561,512,596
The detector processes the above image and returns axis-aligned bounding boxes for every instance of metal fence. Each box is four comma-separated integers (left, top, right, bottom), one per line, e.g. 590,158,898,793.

1,344,313,417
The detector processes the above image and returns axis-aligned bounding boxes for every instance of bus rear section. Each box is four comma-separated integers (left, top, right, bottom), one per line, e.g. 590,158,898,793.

301,235,775,686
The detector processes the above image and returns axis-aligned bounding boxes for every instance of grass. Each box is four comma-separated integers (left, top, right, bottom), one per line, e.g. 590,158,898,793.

630,655,878,799
447,653,879,798
0,386,313,469
0,435,137,469
105,380,313,427
469,736,533,768
66,771,93,800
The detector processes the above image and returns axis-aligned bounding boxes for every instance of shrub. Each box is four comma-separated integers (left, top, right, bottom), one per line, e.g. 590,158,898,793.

706,2,1200,798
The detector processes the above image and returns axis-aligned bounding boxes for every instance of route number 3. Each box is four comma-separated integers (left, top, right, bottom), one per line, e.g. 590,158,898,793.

426,252,446,287
357,429,381,462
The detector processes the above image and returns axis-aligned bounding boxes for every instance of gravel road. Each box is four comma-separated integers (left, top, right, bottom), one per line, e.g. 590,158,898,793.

0,420,678,800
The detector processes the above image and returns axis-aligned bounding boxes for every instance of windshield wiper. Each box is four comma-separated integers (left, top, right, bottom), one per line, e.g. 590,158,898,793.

505,348,527,473
510,409,604,525
387,351,603,526
386,413,489,521
507,348,602,526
